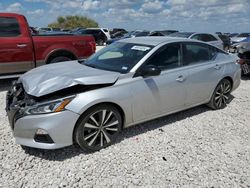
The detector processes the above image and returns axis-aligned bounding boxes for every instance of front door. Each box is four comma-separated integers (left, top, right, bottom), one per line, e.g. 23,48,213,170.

0,16,33,75
131,43,188,122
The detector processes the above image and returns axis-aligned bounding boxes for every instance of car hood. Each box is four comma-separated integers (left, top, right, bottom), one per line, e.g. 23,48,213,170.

19,61,120,97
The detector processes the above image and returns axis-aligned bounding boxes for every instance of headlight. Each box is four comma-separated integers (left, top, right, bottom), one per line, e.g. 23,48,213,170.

25,97,74,115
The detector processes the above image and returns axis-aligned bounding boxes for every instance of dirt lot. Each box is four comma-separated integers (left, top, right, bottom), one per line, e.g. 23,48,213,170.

0,76,249,187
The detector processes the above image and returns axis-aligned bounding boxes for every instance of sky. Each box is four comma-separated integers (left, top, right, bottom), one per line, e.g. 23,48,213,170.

0,0,249,33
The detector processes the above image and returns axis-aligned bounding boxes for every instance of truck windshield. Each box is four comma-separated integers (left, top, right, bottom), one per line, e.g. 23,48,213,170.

84,42,153,73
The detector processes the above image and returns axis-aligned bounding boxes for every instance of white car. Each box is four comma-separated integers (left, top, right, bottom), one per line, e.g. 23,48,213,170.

169,32,223,49
6,37,241,151
87,28,111,40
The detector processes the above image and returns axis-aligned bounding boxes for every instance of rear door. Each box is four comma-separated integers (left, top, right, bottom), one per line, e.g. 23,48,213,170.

182,42,223,106
0,16,33,75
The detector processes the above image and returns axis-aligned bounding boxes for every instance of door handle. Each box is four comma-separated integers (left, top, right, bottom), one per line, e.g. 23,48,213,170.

17,44,27,48
176,75,185,82
214,64,221,70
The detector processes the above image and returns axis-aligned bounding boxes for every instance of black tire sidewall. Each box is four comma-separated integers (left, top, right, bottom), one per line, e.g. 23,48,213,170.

49,56,72,63
75,104,122,152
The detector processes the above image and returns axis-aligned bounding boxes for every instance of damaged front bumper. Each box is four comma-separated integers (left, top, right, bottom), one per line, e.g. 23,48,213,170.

6,82,80,149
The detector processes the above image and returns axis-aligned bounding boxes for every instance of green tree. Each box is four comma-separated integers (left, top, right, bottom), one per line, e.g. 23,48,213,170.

48,15,99,29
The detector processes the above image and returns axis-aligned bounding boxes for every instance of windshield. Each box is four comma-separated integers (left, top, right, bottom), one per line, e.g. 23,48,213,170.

169,32,194,38
84,42,153,73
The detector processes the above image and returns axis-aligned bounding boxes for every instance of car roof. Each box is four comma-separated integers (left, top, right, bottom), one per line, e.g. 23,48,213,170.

119,36,197,46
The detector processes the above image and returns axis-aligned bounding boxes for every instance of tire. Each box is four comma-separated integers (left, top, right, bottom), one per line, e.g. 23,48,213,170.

75,104,122,152
207,79,232,110
97,39,104,46
49,56,72,64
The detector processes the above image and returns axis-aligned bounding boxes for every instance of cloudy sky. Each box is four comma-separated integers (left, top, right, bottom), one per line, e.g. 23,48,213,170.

0,0,249,32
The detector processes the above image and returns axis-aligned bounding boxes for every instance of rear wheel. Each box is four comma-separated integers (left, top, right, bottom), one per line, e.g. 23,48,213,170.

207,79,232,110
97,39,104,46
49,56,72,63
75,104,122,152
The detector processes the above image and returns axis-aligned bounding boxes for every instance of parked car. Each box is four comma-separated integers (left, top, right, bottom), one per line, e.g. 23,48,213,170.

0,13,96,78
110,28,127,35
29,27,39,35
70,27,86,33
148,30,178,36
238,48,250,76
106,30,150,45
228,41,250,76
218,34,231,51
169,32,223,49
228,33,239,38
111,30,128,38
6,37,241,151
231,33,250,44
76,28,110,45
37,27,53,32
229,40,250,53
88,28,111,40
52,28,61,32
61,29,71,32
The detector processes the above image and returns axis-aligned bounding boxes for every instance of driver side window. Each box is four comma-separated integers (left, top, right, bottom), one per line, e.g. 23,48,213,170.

146,43,181,70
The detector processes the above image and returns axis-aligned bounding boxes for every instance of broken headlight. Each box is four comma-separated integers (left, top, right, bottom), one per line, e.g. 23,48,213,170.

25,96,75,115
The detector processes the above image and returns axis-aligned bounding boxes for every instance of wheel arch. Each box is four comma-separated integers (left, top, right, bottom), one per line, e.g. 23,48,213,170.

72,102,126,144
45,49,77,64
208,76,234,103
223,76,233,88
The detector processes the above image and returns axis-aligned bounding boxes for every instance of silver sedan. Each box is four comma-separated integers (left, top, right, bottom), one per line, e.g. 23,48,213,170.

6,37,241,151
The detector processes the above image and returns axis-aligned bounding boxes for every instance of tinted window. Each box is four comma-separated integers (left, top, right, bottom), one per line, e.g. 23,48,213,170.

0,17,21,37
103,29,108,32
201,34,217,42
135,32,150,37
169,32,194,38
146,43,181,70
183,43,212,65
191,34,200,40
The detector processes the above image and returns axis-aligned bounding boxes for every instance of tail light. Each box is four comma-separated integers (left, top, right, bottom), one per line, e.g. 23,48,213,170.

236,59,246,65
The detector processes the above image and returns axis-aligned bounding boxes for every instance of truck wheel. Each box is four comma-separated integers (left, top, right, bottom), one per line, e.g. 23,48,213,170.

97,39,104,46
49,56,72,64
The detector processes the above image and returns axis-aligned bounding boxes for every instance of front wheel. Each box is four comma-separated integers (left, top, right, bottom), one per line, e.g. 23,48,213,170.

75,105,122,152
207,79,232,110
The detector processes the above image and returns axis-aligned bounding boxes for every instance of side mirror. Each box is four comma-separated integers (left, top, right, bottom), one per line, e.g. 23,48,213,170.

138,65,161,77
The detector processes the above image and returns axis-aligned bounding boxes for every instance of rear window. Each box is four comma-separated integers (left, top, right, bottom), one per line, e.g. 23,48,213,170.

0,17,21,37
201,34,217,42
169,32,194,38
183,43,213,65
103,29,108,32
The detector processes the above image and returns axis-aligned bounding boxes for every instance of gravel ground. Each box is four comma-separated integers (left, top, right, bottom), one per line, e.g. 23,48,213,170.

0,77,250,187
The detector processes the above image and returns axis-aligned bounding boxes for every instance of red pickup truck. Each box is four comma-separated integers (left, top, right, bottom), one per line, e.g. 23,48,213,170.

0,13,96,79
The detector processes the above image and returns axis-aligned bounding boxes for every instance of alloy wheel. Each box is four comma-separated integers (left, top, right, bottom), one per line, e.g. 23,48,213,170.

214,80,231,108
76,105,122,151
